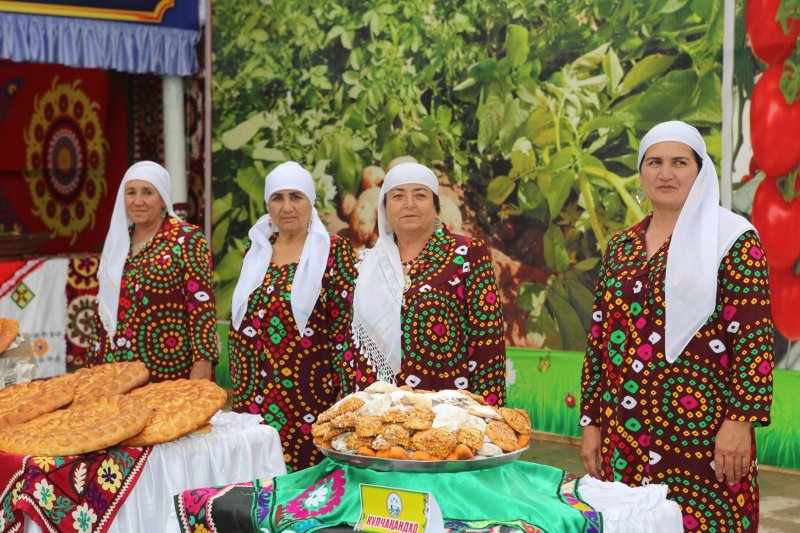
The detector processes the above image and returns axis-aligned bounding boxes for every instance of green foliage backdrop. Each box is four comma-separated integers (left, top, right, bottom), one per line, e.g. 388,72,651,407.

212,0,723,349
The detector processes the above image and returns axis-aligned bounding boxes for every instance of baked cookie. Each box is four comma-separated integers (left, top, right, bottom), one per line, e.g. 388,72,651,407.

0,394,150,455
485,420,518,452
355,415,383,437
411,428,456,459
121,379,227,446
403,407,435,430
73,362,150,402
453,426,484,452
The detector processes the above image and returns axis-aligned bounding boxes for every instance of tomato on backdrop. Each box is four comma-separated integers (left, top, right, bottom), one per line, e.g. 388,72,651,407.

751,176,800,269
750,65,800,178
746,0,800,65
770,269,800,340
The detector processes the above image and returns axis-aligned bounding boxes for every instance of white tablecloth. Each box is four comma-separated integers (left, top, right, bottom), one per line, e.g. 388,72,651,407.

24,411,286,533
579,475,683,533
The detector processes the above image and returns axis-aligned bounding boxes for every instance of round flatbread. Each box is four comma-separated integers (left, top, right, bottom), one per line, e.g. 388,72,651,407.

0,394,151,456
0,318,19,353
120,379,228,446
73,361,150,403
0,373,76,427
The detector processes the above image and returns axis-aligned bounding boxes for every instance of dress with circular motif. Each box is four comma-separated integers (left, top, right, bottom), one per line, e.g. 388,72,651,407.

228,235,358,472
353,226,506,406
87,217,219,382
580,216,773,532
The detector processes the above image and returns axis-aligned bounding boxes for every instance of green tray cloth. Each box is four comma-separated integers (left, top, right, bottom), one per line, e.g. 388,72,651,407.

255,458,602,533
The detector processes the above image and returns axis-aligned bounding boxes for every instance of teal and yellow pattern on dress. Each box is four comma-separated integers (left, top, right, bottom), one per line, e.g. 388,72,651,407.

580,216,773,532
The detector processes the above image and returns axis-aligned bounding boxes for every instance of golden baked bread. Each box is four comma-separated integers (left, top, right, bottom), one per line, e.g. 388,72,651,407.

0,317,20,353
0,373,77,427
120,379,228,446
0,394,151,455
73,361,150,402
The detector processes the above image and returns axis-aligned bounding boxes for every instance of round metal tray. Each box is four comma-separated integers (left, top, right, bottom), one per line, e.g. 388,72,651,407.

319,445,528,473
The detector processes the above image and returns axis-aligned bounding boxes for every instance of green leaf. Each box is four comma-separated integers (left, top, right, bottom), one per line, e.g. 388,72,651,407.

542,171,573,219
234,166,265,200
517,179,547,216
619,54,677,96
221,113,267,151
477,97,505,152
211,215,231,256
634,70,696,123
543,225,570,272
659,0,688,14
549,282,587,351
504,24,529,69
603,48,623,95
252,147,286,162
212,192,233,220
216,249,244,281
516,282,547,312
565,272,595,329
574,257,600,272
487,175,517,205
215,279,236,320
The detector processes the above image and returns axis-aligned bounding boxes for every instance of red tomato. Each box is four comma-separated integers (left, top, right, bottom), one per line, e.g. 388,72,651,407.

750,65,800,178
770,269,800,340
746,0,800,65
565,394,575,408
751,176,800,269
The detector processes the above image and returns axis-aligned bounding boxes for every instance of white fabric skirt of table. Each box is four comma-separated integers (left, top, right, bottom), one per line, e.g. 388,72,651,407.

24,411,286,533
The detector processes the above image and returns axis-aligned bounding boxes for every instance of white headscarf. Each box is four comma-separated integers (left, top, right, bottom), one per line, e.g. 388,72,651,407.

97,161,179,341
637,121,755,363
230,161,330,334
351,162,439,383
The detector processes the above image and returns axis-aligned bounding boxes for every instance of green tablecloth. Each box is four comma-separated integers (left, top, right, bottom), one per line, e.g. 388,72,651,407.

254,458,601,533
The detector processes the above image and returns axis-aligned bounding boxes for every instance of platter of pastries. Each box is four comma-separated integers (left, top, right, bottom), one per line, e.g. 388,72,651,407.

313,381,531,472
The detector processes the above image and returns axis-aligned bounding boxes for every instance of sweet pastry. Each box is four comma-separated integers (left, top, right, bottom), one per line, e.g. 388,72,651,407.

121,379,228,446
485,420,519,452
73,362,150,403
0,318,19,353
0,373,77,427
500,407,532,435
0,394,150,455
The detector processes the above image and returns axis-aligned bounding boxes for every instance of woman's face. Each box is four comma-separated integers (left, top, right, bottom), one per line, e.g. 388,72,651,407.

124,180,165,226
268,189,312,235
385,185,437,237
640,141,700,212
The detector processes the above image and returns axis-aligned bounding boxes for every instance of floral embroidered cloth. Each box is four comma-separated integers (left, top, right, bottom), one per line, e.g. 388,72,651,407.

0,447,151,533
176,459,602,533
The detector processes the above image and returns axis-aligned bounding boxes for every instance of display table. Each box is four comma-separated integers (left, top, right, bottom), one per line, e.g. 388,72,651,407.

16,412,286,533
175,457,682,533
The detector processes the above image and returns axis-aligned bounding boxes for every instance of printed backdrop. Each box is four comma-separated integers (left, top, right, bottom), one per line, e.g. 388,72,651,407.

0,60,129,255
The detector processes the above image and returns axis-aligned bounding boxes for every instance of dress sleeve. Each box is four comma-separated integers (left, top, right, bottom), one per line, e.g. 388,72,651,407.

181,225,220,365
324,236,359,396
580,247,610,428
87,307,110,366
464,238,506,406
719,231,774,426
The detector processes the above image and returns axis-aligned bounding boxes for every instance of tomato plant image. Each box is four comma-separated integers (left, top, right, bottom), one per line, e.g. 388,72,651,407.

746,0,800,65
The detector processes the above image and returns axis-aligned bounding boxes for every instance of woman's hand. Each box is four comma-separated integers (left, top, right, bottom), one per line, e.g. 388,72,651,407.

714,419,752,485
189,359,213,380
581,425,602,478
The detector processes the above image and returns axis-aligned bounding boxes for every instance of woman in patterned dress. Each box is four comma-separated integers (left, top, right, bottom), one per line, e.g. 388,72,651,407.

90,161,218,381
350,162,506,405
228,161,358,471
579,121,774,531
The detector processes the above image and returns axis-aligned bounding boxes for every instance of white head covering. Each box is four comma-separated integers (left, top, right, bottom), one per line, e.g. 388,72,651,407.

230,161,330,334
97,161,178,341
637,121,755,363
351,162,439,383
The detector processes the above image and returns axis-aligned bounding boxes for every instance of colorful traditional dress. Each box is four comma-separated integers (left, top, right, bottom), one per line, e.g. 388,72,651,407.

88,216,219,381
229,235,358,471
353,227,506,405
580,216,773,532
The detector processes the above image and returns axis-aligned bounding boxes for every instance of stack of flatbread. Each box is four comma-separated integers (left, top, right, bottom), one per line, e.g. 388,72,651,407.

0,317,20,353
0,362,228,456
312,381,532,461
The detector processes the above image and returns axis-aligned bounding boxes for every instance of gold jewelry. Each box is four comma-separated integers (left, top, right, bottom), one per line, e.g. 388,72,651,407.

131,231,157,255
403,274,412,293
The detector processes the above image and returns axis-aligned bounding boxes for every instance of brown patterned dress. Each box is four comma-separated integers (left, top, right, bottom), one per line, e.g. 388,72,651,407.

88,216,219,381
580,216,774,532
353,227,507,406
228,235,358,471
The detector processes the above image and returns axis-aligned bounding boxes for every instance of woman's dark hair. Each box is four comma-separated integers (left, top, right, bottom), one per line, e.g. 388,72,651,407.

692,150,703,171
382,191,441,214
